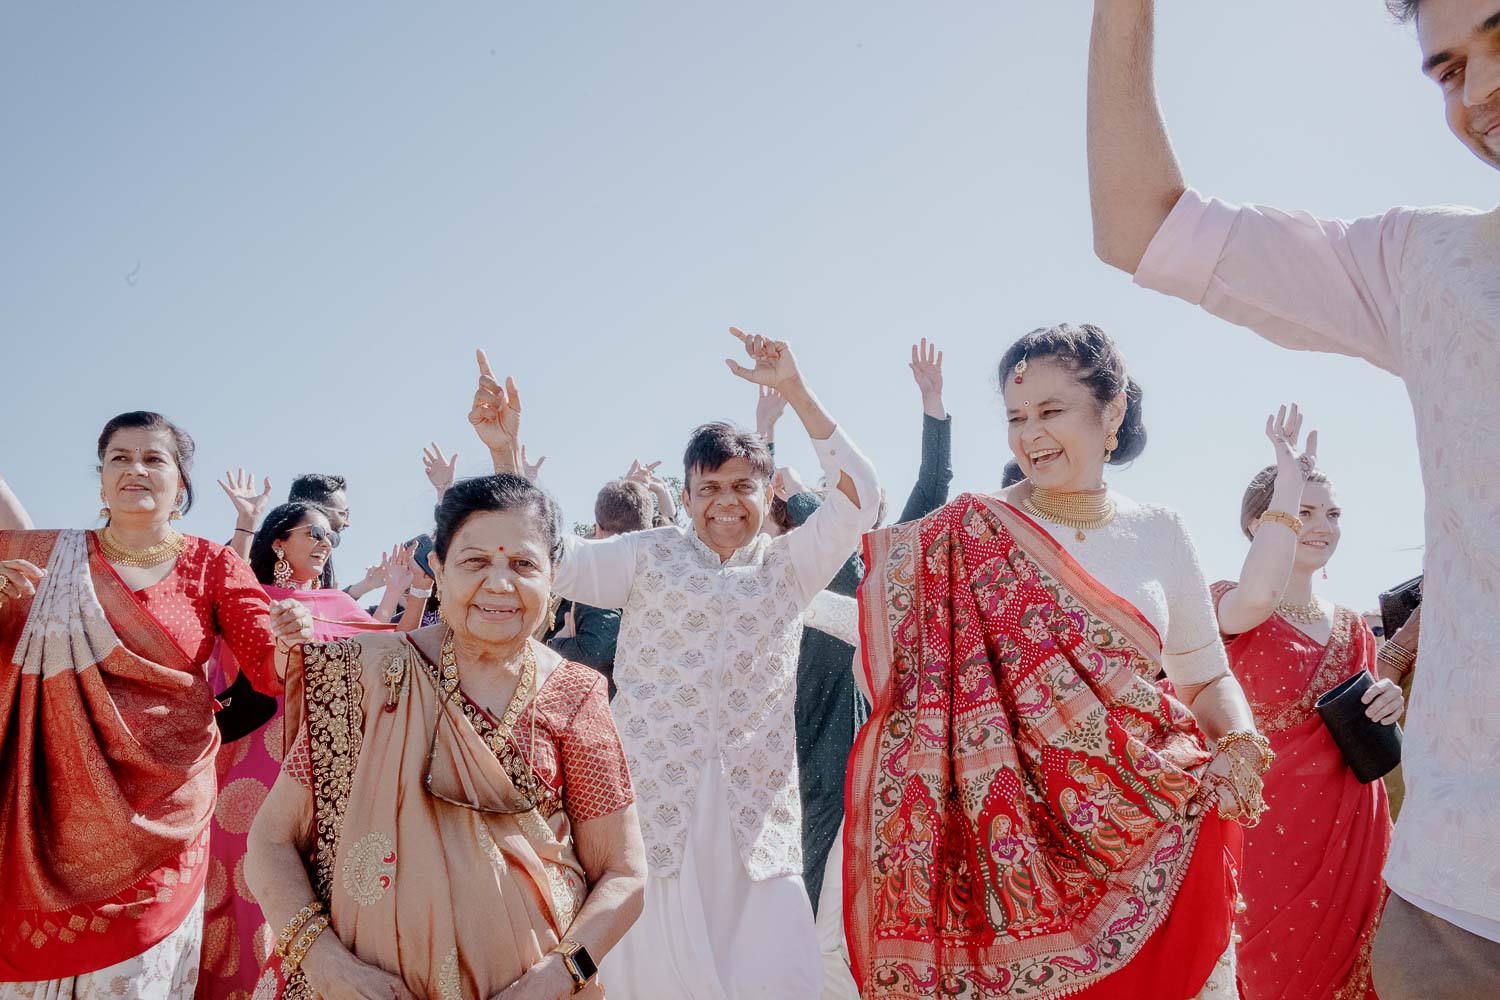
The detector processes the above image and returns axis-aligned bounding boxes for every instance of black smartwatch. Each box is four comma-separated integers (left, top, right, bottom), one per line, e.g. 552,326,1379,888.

555,939,598,993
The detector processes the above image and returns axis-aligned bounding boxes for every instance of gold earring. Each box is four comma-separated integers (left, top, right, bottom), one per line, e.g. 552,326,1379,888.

1105,431,1119,462
98,487,110,521
169,490,185,522
273,553,292,586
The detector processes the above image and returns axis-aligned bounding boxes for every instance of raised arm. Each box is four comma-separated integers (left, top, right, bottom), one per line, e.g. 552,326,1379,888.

216,468,273,561
1216,406,1317,635
899,339,953,523
1087,0,1187,273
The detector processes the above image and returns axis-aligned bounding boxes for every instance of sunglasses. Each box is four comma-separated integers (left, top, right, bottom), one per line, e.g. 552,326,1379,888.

292,524,340,548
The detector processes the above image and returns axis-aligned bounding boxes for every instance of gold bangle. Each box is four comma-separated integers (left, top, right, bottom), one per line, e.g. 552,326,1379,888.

1258,510,1304,535
1378,642,1416,676
284,914,331,973
1215,730,1275,775
274,900,324,958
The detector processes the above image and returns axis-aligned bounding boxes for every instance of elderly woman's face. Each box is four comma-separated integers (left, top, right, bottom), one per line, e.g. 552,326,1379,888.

100,427,183,521
431,510,554,648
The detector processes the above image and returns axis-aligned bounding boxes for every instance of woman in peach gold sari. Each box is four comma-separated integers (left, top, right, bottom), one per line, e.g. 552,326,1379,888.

246,475,646,1000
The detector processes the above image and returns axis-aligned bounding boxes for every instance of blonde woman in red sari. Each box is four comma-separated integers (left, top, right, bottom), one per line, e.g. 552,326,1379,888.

0,411,312,999
846,324,1270,1000
197,502,391,1000
1213,405,1405,1000
245,474,646,1000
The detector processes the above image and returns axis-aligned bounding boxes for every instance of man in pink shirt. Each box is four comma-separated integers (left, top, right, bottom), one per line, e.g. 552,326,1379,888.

1086,2,1500,997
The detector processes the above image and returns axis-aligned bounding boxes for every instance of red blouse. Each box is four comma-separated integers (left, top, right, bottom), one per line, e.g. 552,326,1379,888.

109,534,280,691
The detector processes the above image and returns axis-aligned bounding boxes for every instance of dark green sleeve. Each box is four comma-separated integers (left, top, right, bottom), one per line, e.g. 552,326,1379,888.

784,491,864,598
547,603,621,681
898,413,953,524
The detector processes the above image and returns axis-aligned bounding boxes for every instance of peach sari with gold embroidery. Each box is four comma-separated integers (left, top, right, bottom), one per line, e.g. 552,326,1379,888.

253,632,628,999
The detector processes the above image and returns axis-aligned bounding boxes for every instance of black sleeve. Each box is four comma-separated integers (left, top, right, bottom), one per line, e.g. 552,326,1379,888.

898,413,953,524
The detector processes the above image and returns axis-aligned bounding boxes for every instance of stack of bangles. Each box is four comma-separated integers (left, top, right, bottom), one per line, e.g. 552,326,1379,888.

1377,641,1417,679
1210,730,1276,827
275,900,331,975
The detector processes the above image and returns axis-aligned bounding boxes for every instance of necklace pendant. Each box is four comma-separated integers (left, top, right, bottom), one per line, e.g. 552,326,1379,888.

1075,529,1087,542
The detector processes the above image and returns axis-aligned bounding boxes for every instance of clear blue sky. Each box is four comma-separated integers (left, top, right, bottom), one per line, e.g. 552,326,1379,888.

3,2,1491,612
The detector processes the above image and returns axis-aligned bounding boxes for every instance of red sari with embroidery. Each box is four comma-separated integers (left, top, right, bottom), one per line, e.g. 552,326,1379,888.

0,530,277,982
845,494,1239,1000
1214,584,1389,1000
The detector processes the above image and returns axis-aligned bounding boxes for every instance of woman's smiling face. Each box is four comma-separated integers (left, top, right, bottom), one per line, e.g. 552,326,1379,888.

100,427,183,520
429,509,555,649
1003,359,1122,492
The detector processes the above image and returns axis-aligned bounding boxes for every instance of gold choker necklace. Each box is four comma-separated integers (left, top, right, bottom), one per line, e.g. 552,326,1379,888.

1276,596,1328,624
98,526,187,568
1022,486,1116,542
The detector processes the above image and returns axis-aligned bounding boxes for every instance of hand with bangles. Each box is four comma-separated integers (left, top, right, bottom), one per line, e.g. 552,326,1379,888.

1188,730,1275,826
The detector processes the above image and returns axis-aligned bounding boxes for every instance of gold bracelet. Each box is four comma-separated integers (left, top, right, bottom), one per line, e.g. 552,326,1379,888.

1258,510,1304,535
284,914,331,973
1378,642,1417,677
274,900,324,958
1215,730,1275,775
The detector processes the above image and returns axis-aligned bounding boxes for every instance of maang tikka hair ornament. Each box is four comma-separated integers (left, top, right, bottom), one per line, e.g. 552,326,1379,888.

1013,359,1028,385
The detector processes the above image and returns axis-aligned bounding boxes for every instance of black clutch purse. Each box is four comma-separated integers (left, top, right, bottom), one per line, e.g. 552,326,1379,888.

1379,575,1422,639
1315,671,1402,783
214,673,280,744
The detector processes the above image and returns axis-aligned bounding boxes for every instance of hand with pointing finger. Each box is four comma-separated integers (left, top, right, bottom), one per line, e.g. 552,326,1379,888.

725,328,804,395
469,349,523,475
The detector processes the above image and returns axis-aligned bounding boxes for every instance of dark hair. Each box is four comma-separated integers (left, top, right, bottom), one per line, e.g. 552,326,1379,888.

1239,465,1334,541
997,323,1147,465
768,495,795,533
289,473,347,505
433,474,564,566
1387,0,1419,22
1001,460,1026,488
594,480,654,535
96,411,197,515
250,502,335,587
682,422,774,489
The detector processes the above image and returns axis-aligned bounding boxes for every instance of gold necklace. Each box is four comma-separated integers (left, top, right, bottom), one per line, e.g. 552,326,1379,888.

97,525,187,567
439,630,537,757
1276,596,1328,624
1022,486,1117,542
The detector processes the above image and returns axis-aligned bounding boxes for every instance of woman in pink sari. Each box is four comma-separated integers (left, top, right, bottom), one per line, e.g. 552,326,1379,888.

196,502,395,1000
1214,406,1405,1000
0,411,311,999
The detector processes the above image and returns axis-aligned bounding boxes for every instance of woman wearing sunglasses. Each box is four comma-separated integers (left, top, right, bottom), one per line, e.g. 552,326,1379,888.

246,475,645,1000
198,502,393,1000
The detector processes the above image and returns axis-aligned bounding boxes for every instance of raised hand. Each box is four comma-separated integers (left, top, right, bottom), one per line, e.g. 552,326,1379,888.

725,328,802,393
755,385,788,440
1264,404,1318,483
422,443,458,497
625,459,662,487
217,469,273,526
520,445,547,483
469,349,523,470
909,338,945,418
627,460,675,521
772,465,810,501
381,543,417,596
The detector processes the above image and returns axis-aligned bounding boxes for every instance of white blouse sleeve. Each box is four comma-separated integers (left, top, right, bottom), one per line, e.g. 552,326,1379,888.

805,590,861,649
1160,511,1232,688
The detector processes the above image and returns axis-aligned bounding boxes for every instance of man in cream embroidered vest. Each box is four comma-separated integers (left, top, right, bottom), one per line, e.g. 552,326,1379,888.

1084,2,1500,997
550,331,879,1000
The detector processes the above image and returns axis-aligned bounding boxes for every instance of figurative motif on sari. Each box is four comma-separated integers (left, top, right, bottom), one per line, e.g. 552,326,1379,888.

846,495,1215,999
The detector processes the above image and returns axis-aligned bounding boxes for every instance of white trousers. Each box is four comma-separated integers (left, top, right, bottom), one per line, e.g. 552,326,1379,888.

605,765,821,1000
0,891,204,1000
815,822,859,1000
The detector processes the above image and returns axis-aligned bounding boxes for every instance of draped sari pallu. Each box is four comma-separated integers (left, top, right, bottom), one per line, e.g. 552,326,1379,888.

253,634,602,1000
0,530,216,981
845,495,1240,1000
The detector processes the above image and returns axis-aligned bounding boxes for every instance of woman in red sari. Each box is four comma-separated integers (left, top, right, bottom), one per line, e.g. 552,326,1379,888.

196,502,396,1000
846,324,1270,1000
1213,405,1405,1000
0,411,312,999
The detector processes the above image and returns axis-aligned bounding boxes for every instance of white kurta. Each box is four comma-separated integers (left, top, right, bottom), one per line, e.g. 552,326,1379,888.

556,426,880,999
